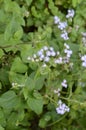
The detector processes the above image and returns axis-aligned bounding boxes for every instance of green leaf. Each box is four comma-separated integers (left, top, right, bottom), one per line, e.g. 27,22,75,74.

22,87,29,100
0,125,4,130
0,68,10,87
25,77,35,91
25,0,32,6
0,108,6,127
35,76,45,90
72,0,77,7
14,28,23,40
39,113,51,128
9,71,26,88
27,93,43,115
11,57,28,73
0,91,20,109
4,17,24,41
20,44,33,63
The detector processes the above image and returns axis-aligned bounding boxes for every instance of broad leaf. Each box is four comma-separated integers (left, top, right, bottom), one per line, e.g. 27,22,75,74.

27,93,43,115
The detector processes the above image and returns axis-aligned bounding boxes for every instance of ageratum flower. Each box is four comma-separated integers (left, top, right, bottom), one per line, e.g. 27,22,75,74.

66,9,75,18
54,16,60,24
58,22,68,30
61,30,69,40
61,79,67,88
56,100,70,115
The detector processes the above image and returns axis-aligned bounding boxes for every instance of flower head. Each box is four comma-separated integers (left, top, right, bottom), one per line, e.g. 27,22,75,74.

61,79,67,88
56,100,70,115
66,9,75,18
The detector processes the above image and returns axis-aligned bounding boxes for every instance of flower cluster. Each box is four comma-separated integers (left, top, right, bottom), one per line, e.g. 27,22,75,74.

56,100,70,115
27,46,56,64
66,9,75,19
54,43,72,65
27,44,73,68
63,43,72,63
54,16,69,40
61,30,69,40
54,9,75,41
81,55,86,67
58,22,68,31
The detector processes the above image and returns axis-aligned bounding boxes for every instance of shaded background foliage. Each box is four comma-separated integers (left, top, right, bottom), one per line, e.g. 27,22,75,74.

0,0,86,130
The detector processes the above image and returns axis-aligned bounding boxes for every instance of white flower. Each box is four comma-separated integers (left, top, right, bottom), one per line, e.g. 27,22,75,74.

12,82,17,87
31,58,35,62
64,43,70,49
63,57,69,63
49,47,54,51
64,48,72,58
54,88,61,96
37,50,43,56
81,55,86,61
42,63,47,67
40,54,44,60
58,22,68,30
46,51,51,57
61,79,67,88
43,46,48,51
35,59,39,62
82,62,86,67
56,100,70,115
56,51,60,55
66,9,75,18
54,16,60,24
44,57,50,62
61,31,69,40
81,55,86,67
50,51,56,56
54,57,63,64
33,54,37,58
81,32,86,37
27,56,31,60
